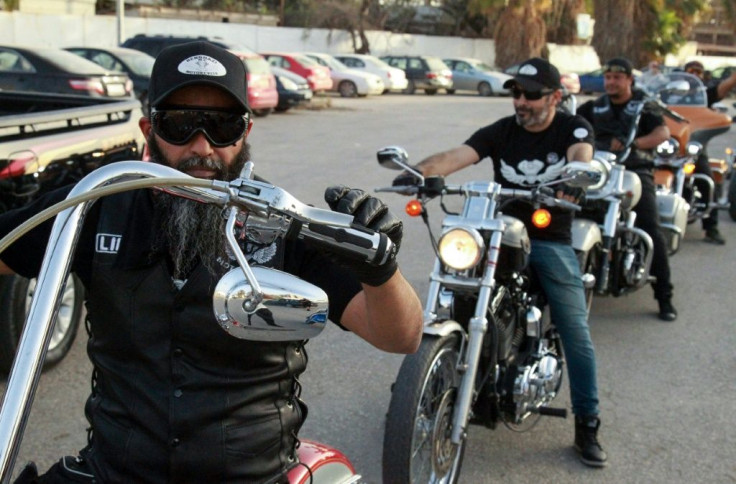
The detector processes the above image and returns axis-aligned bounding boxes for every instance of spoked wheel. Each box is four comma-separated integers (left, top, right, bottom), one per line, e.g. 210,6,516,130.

383,333,466,484
0,274,84,374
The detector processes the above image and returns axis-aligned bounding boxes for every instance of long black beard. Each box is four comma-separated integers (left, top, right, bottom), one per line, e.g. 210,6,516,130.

147,136,251,279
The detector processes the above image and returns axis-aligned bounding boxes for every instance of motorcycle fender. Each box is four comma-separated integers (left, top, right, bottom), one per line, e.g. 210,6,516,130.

571,219,601,253
423,319,465,338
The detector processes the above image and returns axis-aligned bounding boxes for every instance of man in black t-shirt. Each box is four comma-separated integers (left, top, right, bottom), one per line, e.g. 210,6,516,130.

578,57,677,322
0,42,423,484
680,60,736,245
393,57,608,468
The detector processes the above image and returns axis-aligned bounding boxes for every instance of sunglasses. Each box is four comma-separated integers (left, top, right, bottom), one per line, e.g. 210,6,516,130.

150,108,250,147
511,88,554,100
686,68,704,76
602,64,630,74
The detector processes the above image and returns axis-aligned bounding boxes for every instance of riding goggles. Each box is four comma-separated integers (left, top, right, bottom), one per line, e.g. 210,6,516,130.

511,88,554,100
602,64,630,74
150,108,250,147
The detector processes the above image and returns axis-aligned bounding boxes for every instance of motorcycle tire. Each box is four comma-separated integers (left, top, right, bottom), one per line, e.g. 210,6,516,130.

382,333,466,484
0,273,84,375
728,178,736,221
581,250,598,317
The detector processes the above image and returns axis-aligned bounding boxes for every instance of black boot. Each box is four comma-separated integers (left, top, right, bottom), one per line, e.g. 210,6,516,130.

657,298,677,322
574,415,608,468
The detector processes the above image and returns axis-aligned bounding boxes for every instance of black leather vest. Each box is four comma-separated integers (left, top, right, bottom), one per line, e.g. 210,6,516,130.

592,90,654,170
83,191,305,483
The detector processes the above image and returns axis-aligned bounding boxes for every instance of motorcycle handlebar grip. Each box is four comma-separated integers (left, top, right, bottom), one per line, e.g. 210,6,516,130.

536,406,568,418
299,222,393,266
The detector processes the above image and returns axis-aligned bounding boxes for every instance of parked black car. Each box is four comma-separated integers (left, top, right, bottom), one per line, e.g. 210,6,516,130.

271,66,312,112
379,54,453,95
65,46,154,113
0,45,133,98
121,34,256,58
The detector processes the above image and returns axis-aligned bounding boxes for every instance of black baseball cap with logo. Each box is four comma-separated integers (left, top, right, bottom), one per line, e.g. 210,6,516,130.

148,41,249,114
503,57,562,91
602,57,633,76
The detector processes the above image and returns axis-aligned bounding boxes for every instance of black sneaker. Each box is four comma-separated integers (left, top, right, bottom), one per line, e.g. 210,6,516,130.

704,228,726,245
574,415,608,468
658,299,677,322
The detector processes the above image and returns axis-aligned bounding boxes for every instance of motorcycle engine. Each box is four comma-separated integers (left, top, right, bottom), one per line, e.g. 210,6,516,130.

510,342,563,423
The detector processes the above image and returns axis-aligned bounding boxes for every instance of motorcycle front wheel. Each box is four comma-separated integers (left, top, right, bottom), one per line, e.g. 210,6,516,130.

383,333,466,484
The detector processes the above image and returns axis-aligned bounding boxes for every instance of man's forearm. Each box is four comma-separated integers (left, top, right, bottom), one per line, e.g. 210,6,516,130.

415,145,480,177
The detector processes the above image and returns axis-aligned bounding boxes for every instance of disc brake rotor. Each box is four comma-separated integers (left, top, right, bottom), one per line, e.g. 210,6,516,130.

431,388,458,478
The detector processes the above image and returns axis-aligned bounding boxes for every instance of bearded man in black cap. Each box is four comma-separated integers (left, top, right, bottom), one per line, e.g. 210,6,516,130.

0,41,422,483
392,57,608,468
577,57,678,322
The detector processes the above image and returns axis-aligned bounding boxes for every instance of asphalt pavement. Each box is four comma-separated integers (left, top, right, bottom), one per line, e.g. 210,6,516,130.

2,92,735,483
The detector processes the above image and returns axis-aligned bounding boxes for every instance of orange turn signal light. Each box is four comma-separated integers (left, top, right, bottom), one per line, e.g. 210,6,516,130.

406,199,423,217
683,162,696,175
532,208,552,228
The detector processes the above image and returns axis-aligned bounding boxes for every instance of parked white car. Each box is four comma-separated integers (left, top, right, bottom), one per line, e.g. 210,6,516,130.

442,57,513,96
333,53,409,93
304,52,385,97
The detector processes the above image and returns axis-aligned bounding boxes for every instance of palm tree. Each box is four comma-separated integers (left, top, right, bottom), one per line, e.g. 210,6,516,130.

493,0,547,69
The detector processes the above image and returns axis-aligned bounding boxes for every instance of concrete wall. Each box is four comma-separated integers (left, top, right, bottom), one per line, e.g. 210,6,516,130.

3,11,733,73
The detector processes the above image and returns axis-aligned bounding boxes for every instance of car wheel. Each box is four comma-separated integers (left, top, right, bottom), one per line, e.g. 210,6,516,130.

275,106,291,113
403,80,416,95
478,82,493,97
424,88,438,95
446,88,456,95
338,81,358,98
253,108,273,117
0,274,84,374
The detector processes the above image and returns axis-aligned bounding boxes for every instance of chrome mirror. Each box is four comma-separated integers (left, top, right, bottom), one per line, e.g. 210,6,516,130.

561,161,603,188
377,145,410,170
213,266,328,341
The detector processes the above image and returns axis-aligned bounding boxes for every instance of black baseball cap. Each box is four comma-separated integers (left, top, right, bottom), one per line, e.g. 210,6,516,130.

602,57,633,76
148,41,249,113
503,57,562,91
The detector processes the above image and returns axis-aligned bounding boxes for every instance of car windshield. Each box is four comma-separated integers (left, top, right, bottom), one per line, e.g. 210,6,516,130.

425,57,448,70
642,71,707,107
243,56,271,75
310,55,347,72
292,54,320,67
116,51,154,76
34,48,109,74
470,60,495,72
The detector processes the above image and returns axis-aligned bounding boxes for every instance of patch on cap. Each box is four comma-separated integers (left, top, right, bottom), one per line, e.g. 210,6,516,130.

519,64,538,76
178,55,227,77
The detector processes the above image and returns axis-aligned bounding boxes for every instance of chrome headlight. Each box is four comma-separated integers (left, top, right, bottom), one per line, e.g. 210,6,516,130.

438,226,484,271
587,156,611,192
686,141,703,156
656,138,680,158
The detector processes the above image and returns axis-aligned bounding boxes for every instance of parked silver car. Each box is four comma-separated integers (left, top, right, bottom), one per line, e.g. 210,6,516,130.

442,57,512,96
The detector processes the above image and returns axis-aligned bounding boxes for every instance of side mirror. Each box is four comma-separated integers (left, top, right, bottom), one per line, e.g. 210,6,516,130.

561,161,603,188
377,145,410,170
213,266,328,341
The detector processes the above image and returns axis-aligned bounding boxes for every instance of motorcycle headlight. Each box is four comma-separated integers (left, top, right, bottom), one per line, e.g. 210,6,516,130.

686,141,703,156
656,138,679,158
438,226,484,271
587,156,611,192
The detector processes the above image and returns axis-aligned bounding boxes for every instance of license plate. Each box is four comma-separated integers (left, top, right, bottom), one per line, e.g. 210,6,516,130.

106,84,126,97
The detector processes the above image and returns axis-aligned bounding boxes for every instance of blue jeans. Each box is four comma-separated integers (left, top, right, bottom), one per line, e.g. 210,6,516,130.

528,240,600,417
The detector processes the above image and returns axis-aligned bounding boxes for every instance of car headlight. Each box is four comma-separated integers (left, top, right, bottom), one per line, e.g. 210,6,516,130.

438,226,484,271
656,138,679,158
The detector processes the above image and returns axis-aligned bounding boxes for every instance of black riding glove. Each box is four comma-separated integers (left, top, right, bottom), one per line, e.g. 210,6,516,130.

324,185,403,286
392,169,422,187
